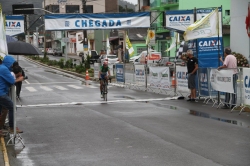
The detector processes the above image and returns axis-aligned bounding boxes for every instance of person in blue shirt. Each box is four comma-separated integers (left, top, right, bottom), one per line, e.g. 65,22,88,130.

0,55,24,133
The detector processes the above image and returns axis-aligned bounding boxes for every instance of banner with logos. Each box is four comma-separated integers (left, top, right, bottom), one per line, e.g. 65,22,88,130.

149,67,170,89
199,68,217,96
210,69,234,93
176,66,189,93
45,12,150,30
5,15,24,36
116,64,124,83
243,68,250,106
134,65,145,85
165,10,194,32
94,63,101,79
196,8,223,68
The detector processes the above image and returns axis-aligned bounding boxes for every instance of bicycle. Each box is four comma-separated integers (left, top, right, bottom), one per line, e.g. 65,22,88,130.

101,78,108,101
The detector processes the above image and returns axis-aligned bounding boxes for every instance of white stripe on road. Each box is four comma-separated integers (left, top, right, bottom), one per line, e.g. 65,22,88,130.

53,86,68,90
24,80,30,84
67,85,83,89
40,86,53,91
25,87,37,92
17,97,177,108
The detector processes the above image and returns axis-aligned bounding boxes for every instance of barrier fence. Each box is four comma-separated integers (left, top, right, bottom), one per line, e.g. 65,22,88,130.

93,62,250,114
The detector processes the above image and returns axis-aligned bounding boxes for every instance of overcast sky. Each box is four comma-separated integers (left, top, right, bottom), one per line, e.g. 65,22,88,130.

124,0,137,5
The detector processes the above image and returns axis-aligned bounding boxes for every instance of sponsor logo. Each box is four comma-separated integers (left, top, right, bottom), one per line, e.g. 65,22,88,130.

199,40,221,47
169,16,191,22
6,21,21,27
244,75,250,88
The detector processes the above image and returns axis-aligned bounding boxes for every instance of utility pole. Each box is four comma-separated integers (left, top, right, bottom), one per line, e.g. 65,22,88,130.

82,0,88,58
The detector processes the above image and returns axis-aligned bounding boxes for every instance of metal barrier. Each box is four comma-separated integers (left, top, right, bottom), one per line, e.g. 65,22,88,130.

110,63,250,114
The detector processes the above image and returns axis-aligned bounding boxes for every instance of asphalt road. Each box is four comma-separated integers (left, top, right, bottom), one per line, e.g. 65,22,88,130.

4,56,250,166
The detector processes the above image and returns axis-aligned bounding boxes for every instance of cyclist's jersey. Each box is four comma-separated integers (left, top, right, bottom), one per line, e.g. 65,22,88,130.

100,66,110,74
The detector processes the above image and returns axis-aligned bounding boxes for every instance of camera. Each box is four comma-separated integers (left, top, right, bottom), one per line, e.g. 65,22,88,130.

24,76,28,80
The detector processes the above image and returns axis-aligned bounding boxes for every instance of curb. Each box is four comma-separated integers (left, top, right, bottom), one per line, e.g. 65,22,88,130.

1,137,10,166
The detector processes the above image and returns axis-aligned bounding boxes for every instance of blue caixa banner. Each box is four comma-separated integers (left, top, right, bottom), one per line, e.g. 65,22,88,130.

116,64,124,83
197,37,224,68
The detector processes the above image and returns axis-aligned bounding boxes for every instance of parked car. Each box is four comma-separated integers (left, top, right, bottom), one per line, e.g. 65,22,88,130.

47,48,54,55
129,54,141,63
98,54,119,65
53,48,63,56
38,47,44,53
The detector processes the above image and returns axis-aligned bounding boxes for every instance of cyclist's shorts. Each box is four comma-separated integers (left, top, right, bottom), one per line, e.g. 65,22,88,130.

100,73,107,80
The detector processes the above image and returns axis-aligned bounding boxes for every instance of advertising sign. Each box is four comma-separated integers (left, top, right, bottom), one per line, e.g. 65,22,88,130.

197,37,223,67
176,66,189,93
210,69,234,93
45,12,150,30
5,15,24,36
149,67,170,89
196,7,224,68
243,68,250,105
116,64,124,82
134,65,145,85
165,10,194,32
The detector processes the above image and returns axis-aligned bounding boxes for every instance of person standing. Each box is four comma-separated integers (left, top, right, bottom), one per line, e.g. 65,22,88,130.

0,56,24,133
218,47,238,109
182,50,198,102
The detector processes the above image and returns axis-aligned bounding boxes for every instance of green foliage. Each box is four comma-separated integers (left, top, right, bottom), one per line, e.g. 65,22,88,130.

58,59,65,68
65,59,73,68
75,64,85,73
84,55,91,69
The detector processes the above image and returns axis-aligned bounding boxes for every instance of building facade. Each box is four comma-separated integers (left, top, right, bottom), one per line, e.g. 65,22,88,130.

147,0,231,59
42,0,118,55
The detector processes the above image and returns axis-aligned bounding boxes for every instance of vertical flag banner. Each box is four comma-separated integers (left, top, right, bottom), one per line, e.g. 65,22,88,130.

125,34,134,57
166,32,178,52
0,5,8,57
106,34,110,55
88,39,91,51
146,29,150,45
184,8,219,41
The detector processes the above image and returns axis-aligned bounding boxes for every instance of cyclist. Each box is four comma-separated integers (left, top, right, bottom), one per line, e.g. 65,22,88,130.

99,61,110,98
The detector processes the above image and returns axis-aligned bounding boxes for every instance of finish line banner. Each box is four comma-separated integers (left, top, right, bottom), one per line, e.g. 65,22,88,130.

45,12,150,30
210,69,234,93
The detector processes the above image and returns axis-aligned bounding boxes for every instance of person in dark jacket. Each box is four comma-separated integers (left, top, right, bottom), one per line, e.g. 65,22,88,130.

12,61,25,98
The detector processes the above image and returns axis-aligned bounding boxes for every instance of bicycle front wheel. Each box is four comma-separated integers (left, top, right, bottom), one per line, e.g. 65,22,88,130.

103,84,107,101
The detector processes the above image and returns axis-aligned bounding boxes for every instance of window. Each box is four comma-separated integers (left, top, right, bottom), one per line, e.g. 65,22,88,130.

45,5,59,13
86,5,93,13
66,5,80,13
225,10,230,16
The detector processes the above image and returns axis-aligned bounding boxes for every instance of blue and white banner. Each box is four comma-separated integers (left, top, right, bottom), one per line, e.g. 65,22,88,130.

243,68,250,106
5,15,25,36
197,37,223,68
134,65,145,85
176,66,189,93
116,64,124,83
45,12,150,30
199,68,217,96
165,10,194,32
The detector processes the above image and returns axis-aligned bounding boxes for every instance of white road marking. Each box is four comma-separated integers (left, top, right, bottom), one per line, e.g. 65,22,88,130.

25,87,37,92
67,85,83,89
40,86,53,91
24,80,30,84
17,97,174,107
23,82,79,85
54,86,68,90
